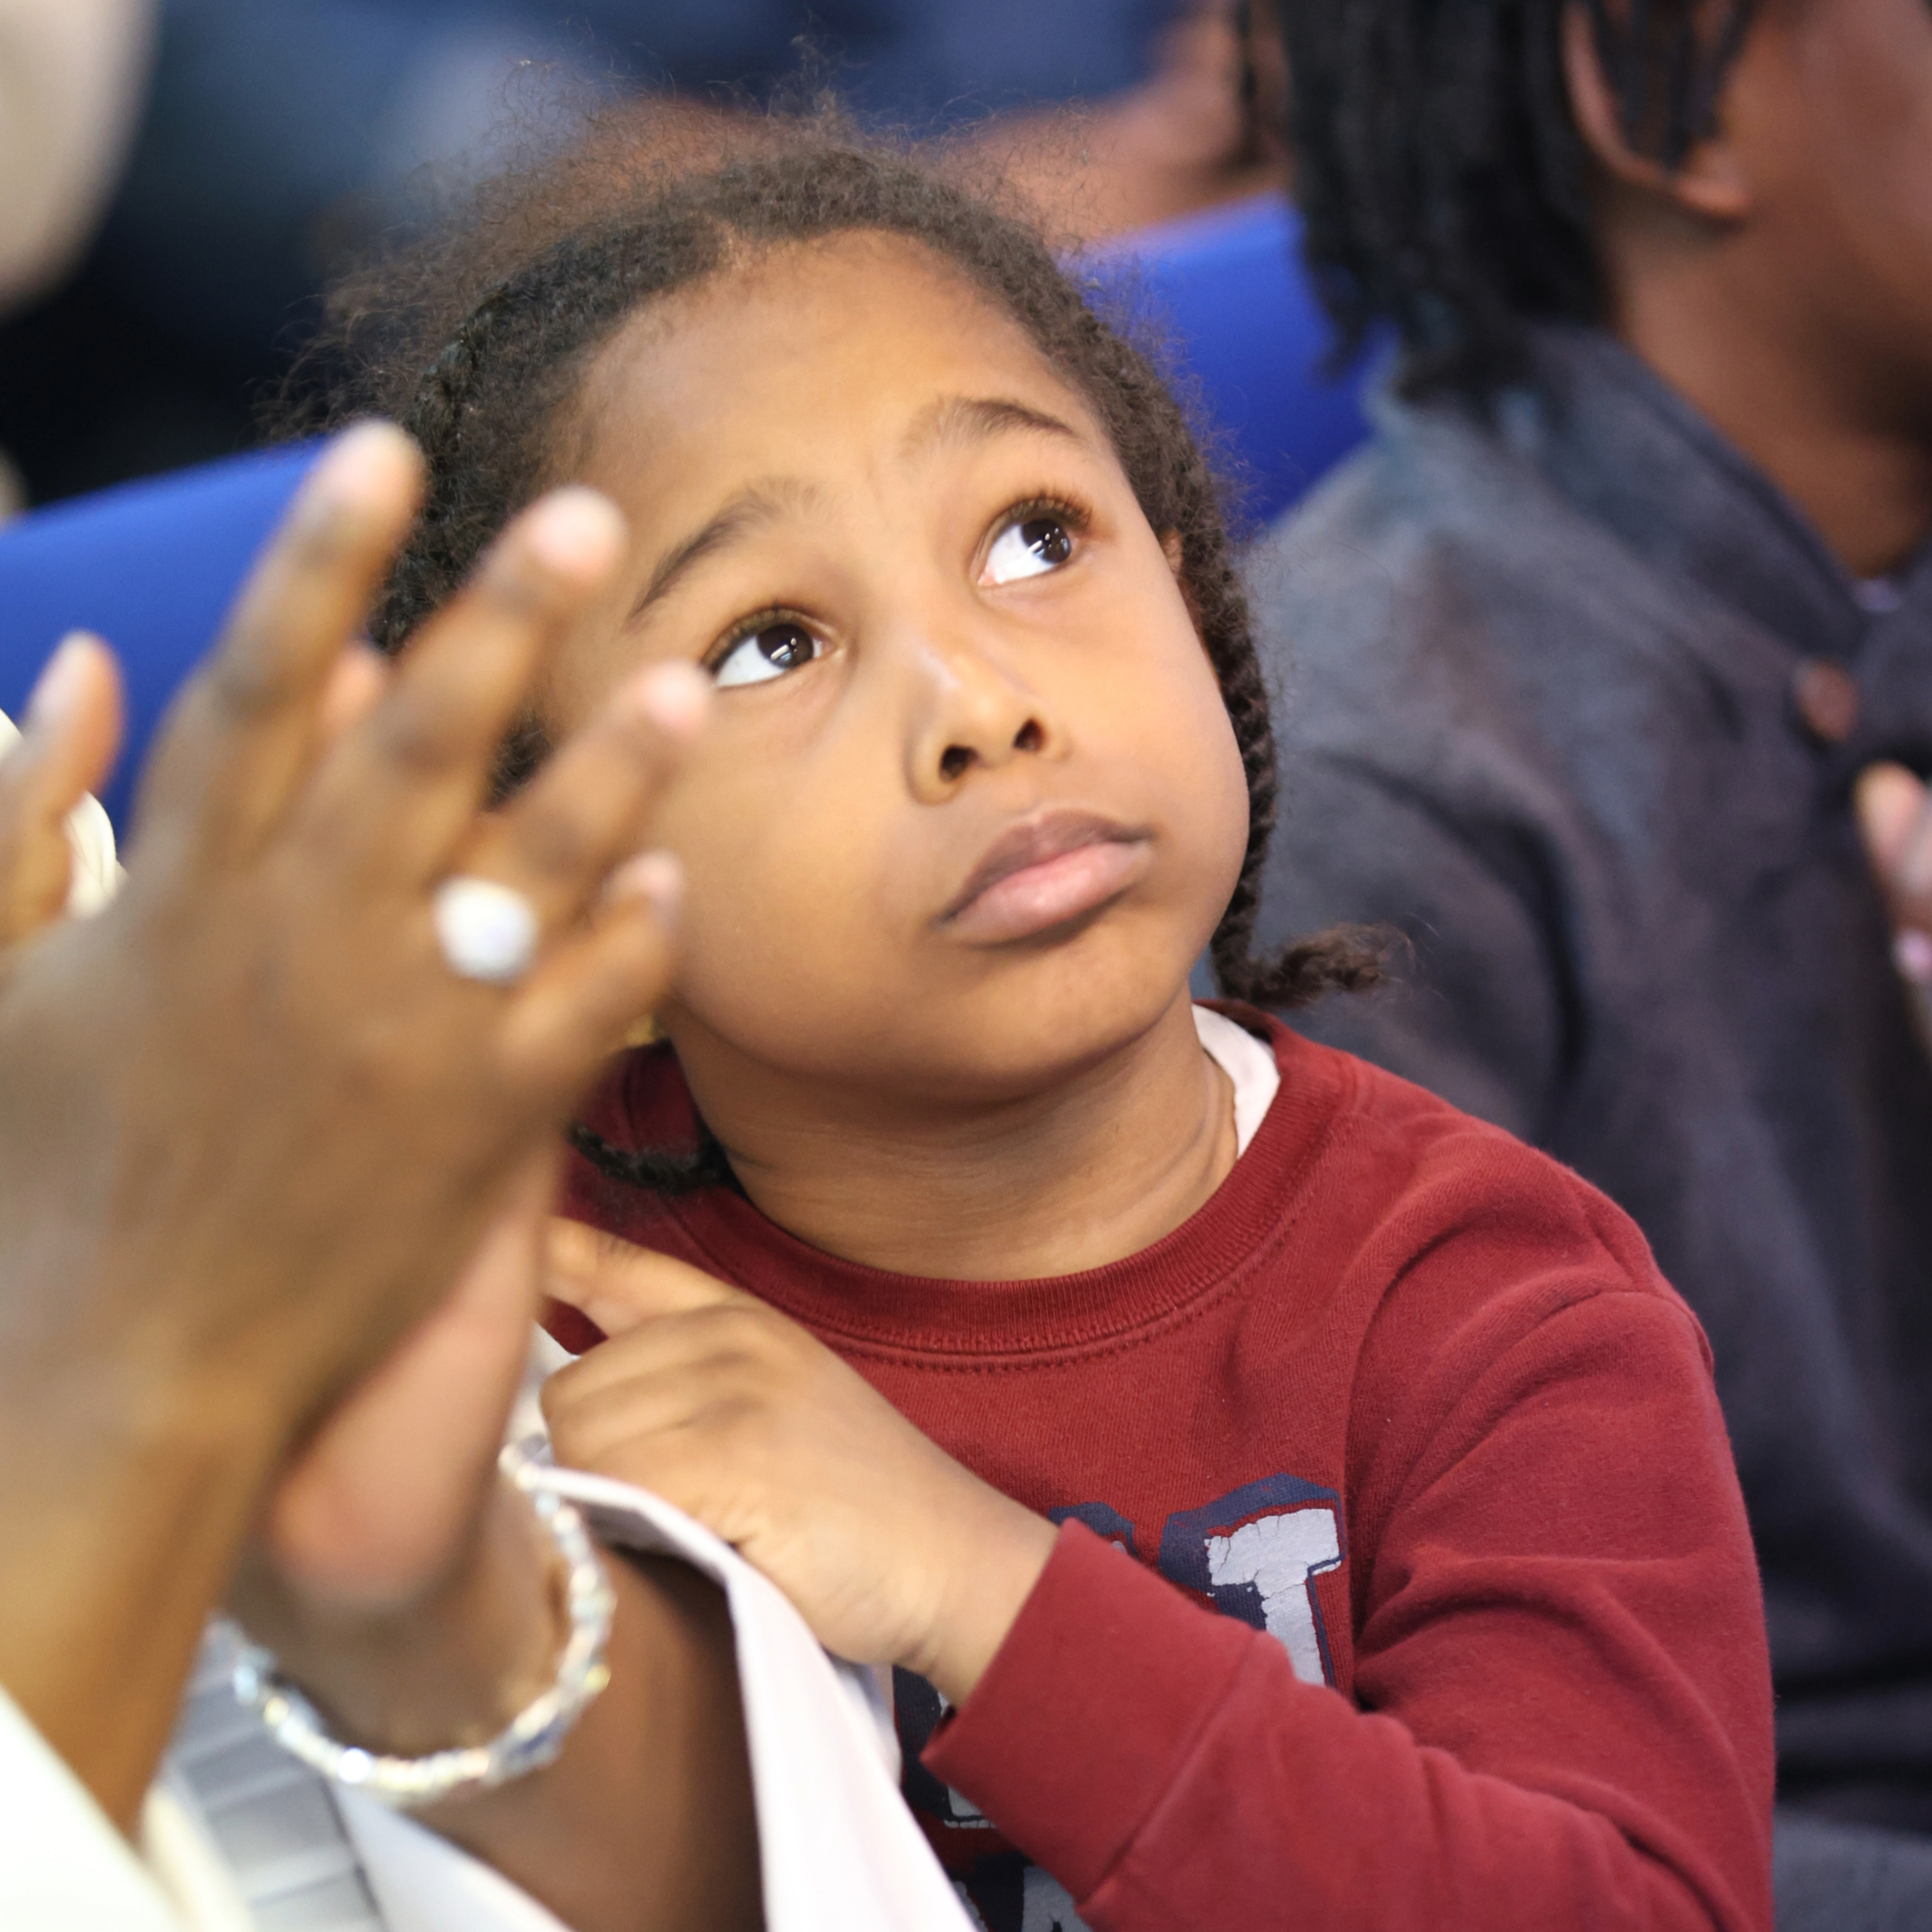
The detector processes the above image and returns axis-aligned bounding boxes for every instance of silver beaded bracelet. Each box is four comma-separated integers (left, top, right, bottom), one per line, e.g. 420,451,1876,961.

230,1444,616,1810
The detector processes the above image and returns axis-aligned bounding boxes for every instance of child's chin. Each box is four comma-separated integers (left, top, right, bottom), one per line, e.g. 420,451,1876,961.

939,953,1195,1083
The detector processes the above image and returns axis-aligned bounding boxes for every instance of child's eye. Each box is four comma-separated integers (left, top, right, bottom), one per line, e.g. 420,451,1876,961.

983,513,1075,585
711,621,824,688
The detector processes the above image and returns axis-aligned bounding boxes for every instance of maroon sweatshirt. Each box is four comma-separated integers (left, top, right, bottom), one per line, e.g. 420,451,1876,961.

552,1011,1774,1932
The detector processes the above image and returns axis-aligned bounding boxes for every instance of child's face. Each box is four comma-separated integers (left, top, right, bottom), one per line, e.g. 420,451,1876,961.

544,233,1249,1105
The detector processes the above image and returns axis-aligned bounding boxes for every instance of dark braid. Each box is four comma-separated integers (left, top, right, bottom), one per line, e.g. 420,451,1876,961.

1278,0,1763,399
292,117,1384,1194
565,1120,739,1197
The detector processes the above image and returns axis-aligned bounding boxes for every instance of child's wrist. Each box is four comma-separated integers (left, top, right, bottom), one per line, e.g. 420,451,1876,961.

913,1490,1057,1710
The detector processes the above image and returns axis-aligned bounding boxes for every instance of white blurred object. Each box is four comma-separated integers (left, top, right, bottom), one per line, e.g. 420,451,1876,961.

0,0,158,311
0,708,124,917
138,1781,254,1932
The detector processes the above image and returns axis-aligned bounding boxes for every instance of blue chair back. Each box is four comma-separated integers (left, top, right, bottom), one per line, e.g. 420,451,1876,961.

1091,193,1370,531
0,444,320,829
0,193,1368,833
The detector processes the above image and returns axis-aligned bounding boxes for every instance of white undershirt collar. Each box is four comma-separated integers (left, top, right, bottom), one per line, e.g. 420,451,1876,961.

1192,1004,1280,1159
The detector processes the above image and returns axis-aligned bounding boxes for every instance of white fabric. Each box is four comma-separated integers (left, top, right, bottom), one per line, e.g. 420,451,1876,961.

0,1459,969,1932
0,708,125,915
138,1783,254,1932
332,1466,963,1932
163,1628,385,1930
158,1338,966,1932
1192,1003,1280,1157
0,1681,184,1930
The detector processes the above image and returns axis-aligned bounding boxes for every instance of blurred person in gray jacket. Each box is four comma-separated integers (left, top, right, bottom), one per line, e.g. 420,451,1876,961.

1250,3,1932,1926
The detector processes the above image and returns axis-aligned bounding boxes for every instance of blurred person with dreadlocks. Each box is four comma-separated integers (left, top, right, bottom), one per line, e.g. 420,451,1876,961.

1249,3,1932,1922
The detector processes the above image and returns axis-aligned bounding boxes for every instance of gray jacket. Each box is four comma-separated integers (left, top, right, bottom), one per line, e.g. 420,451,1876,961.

1250,324,1932,1829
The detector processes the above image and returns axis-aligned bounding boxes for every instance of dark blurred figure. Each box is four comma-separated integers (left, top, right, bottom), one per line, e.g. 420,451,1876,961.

1247,3,1932,1927
0,0,1280,506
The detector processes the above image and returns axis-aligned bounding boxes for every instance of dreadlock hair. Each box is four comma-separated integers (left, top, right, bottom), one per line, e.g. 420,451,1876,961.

292,109,1384,1194
1279,0,1763,399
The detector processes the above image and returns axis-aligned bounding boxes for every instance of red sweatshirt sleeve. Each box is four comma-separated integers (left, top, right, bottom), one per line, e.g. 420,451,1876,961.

923,1287,1773,1932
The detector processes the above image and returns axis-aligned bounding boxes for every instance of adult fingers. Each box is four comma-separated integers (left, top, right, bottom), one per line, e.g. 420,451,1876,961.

0,633,124,944
493,857,683,1097
307,488,627,883
457,660,708,933
134,425,423,861
543,1219,758,1338
315,645,391,749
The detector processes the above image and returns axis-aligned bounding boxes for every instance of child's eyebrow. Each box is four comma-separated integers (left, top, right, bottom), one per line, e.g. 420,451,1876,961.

628,477,820,626
904,395,1088,458
625,399,1085,630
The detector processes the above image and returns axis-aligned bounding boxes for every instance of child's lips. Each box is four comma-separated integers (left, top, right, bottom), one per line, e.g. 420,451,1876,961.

938,811,1153,945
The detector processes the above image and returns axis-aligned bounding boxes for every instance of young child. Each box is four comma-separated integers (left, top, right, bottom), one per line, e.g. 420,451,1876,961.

329,124,1774,1932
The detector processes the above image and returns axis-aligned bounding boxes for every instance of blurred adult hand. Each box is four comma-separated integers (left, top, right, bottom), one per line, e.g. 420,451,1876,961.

1855,761,1932,1053
0,631,123,941
976,0,1289,243
0,422,704,1825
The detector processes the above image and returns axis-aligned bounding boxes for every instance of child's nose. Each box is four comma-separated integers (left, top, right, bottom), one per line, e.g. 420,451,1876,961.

909,644,1060,800
938,718,1045,782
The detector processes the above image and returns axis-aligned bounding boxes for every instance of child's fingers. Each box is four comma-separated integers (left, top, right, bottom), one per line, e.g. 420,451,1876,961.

541,1307,795,1478
541,1370,766,1568
541,1351,717,1474
495,865,683,1096
544,1218,758,1336
541,1304,798,1473
303,489,628,885
135,425,423,860
0,634,124,944
455,658,707,935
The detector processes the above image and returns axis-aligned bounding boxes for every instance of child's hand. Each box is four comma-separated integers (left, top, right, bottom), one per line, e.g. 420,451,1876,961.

542,1220,1057,1705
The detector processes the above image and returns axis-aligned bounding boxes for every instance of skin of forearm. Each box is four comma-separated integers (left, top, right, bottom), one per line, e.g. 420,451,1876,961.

254,1487,762,1932
427,1555,763,1932
0,1348,290,1829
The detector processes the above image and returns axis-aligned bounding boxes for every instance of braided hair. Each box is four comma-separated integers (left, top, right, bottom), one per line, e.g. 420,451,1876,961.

1279,0,1762,399
297,118,1381,1193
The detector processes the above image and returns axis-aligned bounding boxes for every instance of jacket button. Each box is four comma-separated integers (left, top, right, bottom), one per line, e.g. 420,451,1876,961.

1792,658,1861,745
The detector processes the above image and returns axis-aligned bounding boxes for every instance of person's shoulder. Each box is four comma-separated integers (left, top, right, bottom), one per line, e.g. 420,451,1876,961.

1245,391,1554,612
1259,1017,1690,1333
1245,398,1720,730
